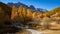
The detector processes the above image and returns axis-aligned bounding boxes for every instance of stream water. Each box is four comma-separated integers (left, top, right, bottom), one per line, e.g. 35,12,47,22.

26,29,45,34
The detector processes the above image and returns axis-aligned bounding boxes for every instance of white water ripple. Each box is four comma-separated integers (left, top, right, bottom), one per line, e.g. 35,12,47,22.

26,29,45,34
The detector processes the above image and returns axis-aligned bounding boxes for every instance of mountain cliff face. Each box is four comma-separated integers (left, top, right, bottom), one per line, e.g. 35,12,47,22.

7,2,48,13
7,2,28,8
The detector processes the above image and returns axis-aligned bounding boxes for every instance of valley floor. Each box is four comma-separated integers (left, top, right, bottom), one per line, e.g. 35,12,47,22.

15,29,60,34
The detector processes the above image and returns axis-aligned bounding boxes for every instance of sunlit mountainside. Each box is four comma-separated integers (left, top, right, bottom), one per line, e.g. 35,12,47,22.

0,2,60,34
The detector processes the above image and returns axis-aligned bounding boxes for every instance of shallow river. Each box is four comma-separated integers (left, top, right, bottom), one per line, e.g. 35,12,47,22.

26,29,45,34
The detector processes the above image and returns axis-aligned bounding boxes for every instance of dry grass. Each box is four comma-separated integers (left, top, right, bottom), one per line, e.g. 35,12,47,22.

15,29,29,34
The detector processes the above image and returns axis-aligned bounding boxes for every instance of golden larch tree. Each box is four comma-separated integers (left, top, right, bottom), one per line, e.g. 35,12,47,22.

27,9,33,20
11,6,18,20
22,7,27,18
38,13,43,18
0,8,5,21
27,9,32,18
32,12,37,18
17,5,24,21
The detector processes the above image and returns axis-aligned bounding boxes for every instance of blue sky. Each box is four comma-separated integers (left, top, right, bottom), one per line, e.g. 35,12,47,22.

0,0,60,11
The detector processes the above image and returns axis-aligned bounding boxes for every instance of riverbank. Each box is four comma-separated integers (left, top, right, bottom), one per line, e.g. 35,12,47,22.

15,29,60,34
